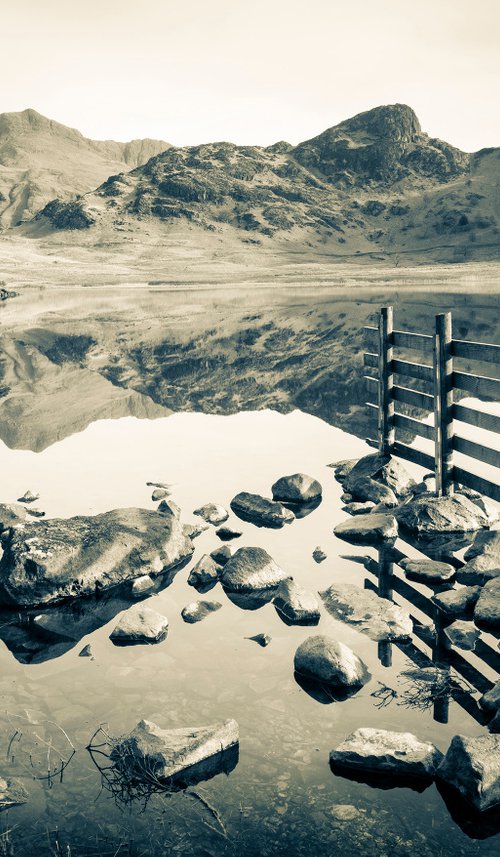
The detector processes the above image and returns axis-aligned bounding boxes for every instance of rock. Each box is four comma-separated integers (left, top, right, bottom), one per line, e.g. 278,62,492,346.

79,643,93,657
0,776,28,810
26,508,46,518
246,633,271,647
131,574,155,598
181,600,222,623
294,635,369,688
0,502,28,531
183,521,209,540
400,559,455,584
17,490,39,504
0,507,193,607
110,718,239,787
433,586,481,618
220,547,288,592
436,734,500,811
193,503,229,525
330,728,443,780
210,545,234,567
312,546,327,563
488,710,500,734
329,804,362,821
443,620,480,651
348,476,398,506
480,680,500,716
320,583,412,641
146,481,170,489
331,459,357,481
152,487,170,501
158,499,181,517
230,492,295,528
216,525,242,541
334,513,398,544
188,555,219,589
273,578,320,625
457,531,500,585
110,606,169,644
395,494,495,535
344,453,415,501
271,473,322,504
343,501,376,516
474,578,500,630
341,492,353,503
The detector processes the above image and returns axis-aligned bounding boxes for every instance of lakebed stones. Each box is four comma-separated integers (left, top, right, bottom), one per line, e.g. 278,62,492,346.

111,718,239,787
432,586,481,619
400,558,455,584
230,492,295,528
294,635,369,689
131,575,155,598
320,583,412,641
221,547,287,592
181,600,222,623
395,494,497,535
334,512,398,544
188,555,219,589
330,728,443,781
474,578,500,630
436,734,500,812
110,606,169,644
0,507,193,608
271,473,322,504
193,503,229,525
273,578,320,625
0,776,28,810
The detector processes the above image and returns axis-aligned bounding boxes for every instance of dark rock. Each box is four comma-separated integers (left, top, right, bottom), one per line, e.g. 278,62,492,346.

458,531,500,585
334,512,398,544
273,578,320,625
193,503,229,525
246,633,271,647
271,473,322,504
181,600,222,623
343,501,376,515
312,546,327,563
443,620,480,651
344,453,415,501
436,734,500,811
401,558,455,584
433,586,481,619
17,490,39,504
330,728,443,779
294,634,369,688
230,491,295,528
79,643,93,658
110,606,169,644
216,525,242,541
188,555,219,589
480,680,500,717
474,578,500,630
395,494,496,535
26,508,46,518
131,575,155,598
331,459,357,481
158,499,181,517
320,583,412,641
0,776,28,810
152,487,169,501
210,545,235,567
221,547,287,592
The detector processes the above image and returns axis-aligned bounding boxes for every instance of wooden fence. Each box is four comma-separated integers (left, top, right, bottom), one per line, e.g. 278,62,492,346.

364,306,500,501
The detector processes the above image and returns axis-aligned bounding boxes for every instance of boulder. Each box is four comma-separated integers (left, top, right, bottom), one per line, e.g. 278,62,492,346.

181,600,222,623
457,531,500,585
246,633,271,647
436,734,500,811
443,620,480,651
110,718,239,787
110,606,169,644
273,578,320,625
395,494,495,535
152,488,169,502
312,546,327,563
188,555,219,589
344,453,415,501
0,507,193,607
216,525,242,541
480,680,500,717
210,545,235,567
131,575,155,598
330,728,443,779
294,635,369,688
320,583,412,641
334,513,398,544
271,473,322,504
432,586,481,619
0,502,28,532
230,492,294,528
343,501,376,516
400,558,455,584
193,503,229,525
221,547,288,592
0,776,28,810
474,578,500,630
348,476,398,507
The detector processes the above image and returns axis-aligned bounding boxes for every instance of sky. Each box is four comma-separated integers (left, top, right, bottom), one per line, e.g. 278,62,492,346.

2,0,499,152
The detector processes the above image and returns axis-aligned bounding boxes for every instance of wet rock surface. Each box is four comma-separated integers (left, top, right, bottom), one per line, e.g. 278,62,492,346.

320,583,412,641
312,546,327,563
395,494,497,535
294,635,369,688
480,680,500,717
330,728,443,780
187,554,220,589
17,490,40,504
246,632,271,647
343,453,415,502
273,578,320,625
193,503,229,525
210,544,235,566
342,501,376,516
401,558,455,584
181,599,222,623
334,512,398,544
436,734,500,812
474,578,500,630
110,605,169,644
432,585,481,619
221,547,288,592
131,574,156,598
216,525,243,541
230,491,295,528
271,473,322,504
152,487,170,501
0,502,28,531
457,530,500,585
443,620,480,651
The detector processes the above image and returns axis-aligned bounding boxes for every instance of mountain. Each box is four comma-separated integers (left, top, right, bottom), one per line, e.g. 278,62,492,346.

0,109,170,227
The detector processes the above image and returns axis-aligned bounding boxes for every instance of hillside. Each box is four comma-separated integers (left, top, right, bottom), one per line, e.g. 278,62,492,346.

27,104,500,263
0,109,170,227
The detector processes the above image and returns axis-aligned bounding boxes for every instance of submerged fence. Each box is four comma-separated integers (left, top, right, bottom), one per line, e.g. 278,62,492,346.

364,306,500,501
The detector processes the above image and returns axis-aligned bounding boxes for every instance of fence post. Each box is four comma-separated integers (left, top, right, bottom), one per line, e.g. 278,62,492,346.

434,312,454,496
378,306,394,456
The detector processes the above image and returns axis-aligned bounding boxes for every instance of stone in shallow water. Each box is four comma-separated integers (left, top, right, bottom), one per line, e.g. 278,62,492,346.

79,643,93,658
329,804,362,821
221,547,288,592
330,459,357,481
312,546,327,563
474,578,500,630
111,719,239,787
183,521,209,540
246,633,271,647
0,776,28,810
216,525,242,541
436,734,500,811
131,575,155,598
395,494,496,535
294,635,369,688
188,554,219,590
210,545,235,567
320,583,412,641
330,728,443,779
230,492,295,528
110,606,169,644
193,503,229,525
457,531,500,585
432,586,481,619
443,620,480,651
271,473,322,504
0,502,28,531
480,680,500,717
334,513,398,544
343,501,376,516
181,600,222,623
273,578,320,625
0,507,193,607
401,558,455,584
344,453,415,501
158,499,181,517
17,490,40,504
152,487,170,502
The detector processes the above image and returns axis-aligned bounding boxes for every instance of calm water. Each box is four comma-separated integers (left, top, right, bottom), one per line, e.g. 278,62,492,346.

0,410,498,856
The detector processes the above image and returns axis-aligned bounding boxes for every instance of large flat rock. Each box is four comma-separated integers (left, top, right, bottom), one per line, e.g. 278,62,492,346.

395,494,496,535
401,558,455,584
474,578,500,630
334,512,398,544
110,605,169,644
330,728,443,779
437,734,500,812
0,507,193,607
220,547,288,592
432,586,481,619
320,583,412,641
230,492,295,528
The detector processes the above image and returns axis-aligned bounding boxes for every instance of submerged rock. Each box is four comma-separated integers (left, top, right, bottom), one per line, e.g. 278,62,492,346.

193,503,229,525
271,473,322,504
216,525,242,541
443,620,480,651
330,728,443,780
0,776,28,810
401,558,455,584
17,490,40,504
110,718,239,787
436,734,500,811
221,547,287,592
131,574,155,598
0,507,193,607
181,600,222,623
210,545,235,567
334,512,398,544
0,502,28,531
188,555,219,589
312,546,327,563
246,633,271,647
273,578,320,625
433,586,481,619
474,578,500,630
294,635,369,688
395,494,496,535
110,606,169,644
230,491,295,528
320,583,412,641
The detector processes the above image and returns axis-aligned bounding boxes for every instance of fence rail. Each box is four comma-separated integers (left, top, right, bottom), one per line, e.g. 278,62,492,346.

364,307,500,501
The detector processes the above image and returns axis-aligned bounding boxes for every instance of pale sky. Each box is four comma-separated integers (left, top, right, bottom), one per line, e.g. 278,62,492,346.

2,0,498,152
